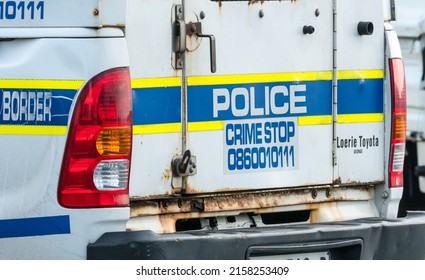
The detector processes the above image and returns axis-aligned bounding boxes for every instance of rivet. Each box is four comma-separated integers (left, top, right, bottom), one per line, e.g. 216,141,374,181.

259,10,265,18
93,9,99,16
315,9,320,17
200,11,206,20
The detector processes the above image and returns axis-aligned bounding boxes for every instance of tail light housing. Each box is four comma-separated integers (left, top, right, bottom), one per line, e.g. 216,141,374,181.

59,68,132,208
389,58,406,188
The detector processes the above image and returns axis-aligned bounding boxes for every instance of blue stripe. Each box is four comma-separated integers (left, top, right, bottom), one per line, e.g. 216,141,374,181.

0,89,77,126
0,215,70,239
188,81,332,122
132,87,181,125
130,78,383,125
338,79,384,114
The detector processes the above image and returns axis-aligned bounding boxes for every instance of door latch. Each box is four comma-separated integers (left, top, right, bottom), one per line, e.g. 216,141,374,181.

173,5,216,73
172,150,197,177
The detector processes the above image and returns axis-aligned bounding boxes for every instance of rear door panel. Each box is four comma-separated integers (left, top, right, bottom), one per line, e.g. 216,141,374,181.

184,0,334,193
334,0,385,184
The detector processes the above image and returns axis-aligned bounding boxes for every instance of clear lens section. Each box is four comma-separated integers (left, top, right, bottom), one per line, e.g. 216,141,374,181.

94,160,129,190
392,143,406,172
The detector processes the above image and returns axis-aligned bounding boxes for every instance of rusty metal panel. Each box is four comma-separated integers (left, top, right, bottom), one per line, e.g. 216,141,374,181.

128,184,378,233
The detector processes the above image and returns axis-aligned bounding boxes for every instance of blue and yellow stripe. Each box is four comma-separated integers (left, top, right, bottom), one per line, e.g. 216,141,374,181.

0,70,384,135
0,79,84,136
130,70,384,134
132,77,182,135
337,69,384,124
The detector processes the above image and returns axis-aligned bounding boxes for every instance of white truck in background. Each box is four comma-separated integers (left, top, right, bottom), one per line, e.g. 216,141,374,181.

392,0,425,215
1,0,425,260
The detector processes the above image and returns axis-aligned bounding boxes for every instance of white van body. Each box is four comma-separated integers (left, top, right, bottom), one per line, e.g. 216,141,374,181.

1,0,425,260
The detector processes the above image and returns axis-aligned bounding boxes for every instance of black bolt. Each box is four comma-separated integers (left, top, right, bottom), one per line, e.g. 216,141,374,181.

259,10,264,18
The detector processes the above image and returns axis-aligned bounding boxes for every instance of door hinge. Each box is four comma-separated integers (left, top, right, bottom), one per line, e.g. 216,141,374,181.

172,4,217,73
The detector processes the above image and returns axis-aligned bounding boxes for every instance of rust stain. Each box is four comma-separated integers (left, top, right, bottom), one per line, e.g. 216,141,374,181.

333,177,342,186
130,185,373,218
101,24,126,28
161,165,172,181
159,215,177,233
184,183,251,194
310,202,344,223
248,0,266,5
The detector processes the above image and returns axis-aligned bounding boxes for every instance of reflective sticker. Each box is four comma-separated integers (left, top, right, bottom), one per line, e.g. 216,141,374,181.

224,118,298,174
0,215,70,239
0,79,84,135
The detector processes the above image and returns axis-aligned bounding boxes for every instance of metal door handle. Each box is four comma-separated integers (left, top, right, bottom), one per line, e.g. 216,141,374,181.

187,22,217,73
198,33,216,73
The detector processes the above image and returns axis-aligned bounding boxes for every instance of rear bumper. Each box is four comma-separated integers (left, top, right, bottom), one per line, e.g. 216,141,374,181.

87,212,425,260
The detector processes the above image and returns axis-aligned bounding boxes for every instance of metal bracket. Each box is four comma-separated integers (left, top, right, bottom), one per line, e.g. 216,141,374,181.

172,150,197,177
172,5,216,73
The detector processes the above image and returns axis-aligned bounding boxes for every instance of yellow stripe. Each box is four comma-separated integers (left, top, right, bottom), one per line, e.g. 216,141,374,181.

130,70,383,88
0,80,84,90
0,125,67,135
187,71,333,86
188,121,224,132
133,123,181,135
131,77,181,89
337,113,384,124
338,70,384,80
133,113,381,135
298,115,333,126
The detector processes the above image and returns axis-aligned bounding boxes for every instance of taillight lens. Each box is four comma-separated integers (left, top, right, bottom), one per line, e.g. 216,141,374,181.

59,68,132,208
389,58,406,188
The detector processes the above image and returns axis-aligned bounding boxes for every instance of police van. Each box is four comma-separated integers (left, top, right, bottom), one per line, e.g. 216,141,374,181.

1,0,425,260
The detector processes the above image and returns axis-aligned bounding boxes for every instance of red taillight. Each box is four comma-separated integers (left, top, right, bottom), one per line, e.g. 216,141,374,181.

59,68,132,208
389,58,406,188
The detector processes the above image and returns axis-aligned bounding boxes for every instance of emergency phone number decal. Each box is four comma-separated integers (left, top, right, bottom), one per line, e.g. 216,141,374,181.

0,1,44,20
224,118,298,173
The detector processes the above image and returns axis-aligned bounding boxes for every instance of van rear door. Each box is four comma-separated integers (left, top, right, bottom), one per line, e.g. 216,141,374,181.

181,0,334,193
334,0,385,185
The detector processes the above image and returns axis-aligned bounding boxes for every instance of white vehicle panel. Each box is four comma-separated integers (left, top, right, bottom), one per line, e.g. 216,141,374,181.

0,36,130,259
334,0,385,184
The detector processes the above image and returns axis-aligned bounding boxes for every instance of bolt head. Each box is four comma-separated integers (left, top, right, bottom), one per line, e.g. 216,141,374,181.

259,10,265,18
